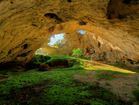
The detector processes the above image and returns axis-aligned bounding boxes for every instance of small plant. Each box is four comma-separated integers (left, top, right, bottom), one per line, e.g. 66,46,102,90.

72,48,83,58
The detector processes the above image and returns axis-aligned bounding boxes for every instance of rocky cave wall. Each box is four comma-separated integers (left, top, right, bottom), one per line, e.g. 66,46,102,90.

0,0,139,67
41,21,139,67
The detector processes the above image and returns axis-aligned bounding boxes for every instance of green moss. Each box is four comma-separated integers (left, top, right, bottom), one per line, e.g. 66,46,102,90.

90,99,107,105
0,55,134,105
72,48,83,58
42,85,81,105
0,71,46,94
111,62,127,68
32,54,51,64
95,70,128,80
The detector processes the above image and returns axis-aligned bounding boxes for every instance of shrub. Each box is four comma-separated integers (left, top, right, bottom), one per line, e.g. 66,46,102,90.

32,55,51,64
72,48,83,58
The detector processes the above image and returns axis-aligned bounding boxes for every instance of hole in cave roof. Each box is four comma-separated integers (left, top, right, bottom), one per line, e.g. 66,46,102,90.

48,33,65,48
77,29,86,36
35,33,65,55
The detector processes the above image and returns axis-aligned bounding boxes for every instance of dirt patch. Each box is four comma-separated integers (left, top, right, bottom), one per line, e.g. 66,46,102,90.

99,74,139,102
74,72,139,103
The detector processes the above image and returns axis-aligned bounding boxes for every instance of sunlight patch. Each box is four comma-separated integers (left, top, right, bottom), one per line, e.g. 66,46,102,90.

35,48,47,55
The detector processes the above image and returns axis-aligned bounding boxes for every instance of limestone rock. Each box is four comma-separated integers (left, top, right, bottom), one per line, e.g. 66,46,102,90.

0,0,139,67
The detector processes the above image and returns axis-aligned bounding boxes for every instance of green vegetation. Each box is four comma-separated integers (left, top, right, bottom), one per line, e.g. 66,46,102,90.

72,48,83,58
90,99,106,105
0,70,126,105
0,55,137,105
32,55,51,64
111,62,127,68
95,71,128,80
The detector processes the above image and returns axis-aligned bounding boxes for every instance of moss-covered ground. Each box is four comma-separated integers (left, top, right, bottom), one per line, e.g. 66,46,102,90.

0,55,138,105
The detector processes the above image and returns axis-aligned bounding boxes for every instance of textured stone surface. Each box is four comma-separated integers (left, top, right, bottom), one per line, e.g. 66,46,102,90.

42,23,139,66
0,0,139,66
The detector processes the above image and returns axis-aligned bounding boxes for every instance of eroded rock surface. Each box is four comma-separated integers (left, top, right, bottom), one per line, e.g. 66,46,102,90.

0,0,139,66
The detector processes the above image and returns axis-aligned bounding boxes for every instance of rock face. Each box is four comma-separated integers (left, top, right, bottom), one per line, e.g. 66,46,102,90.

0,0,139,67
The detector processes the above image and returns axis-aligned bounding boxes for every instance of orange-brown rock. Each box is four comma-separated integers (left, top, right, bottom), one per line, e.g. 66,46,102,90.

0,0,139,67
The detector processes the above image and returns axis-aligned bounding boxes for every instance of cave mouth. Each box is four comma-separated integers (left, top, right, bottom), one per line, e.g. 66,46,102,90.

35,33,65,55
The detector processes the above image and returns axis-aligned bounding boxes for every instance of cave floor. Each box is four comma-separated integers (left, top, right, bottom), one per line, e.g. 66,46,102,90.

0,56,139,105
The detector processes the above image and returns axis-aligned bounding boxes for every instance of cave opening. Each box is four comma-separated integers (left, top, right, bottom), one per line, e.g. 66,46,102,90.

35,33,65,55
48,33,65,48
77,29,86,36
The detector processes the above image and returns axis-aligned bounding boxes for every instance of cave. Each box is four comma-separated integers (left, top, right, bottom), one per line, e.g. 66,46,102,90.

0,0,139,104
0,0,138,65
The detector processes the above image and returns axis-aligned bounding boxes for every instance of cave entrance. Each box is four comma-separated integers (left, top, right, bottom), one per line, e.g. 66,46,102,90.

35,33,66,55
35,29,87,56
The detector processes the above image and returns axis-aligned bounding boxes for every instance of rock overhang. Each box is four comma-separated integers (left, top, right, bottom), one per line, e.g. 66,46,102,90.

0,0,139,67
